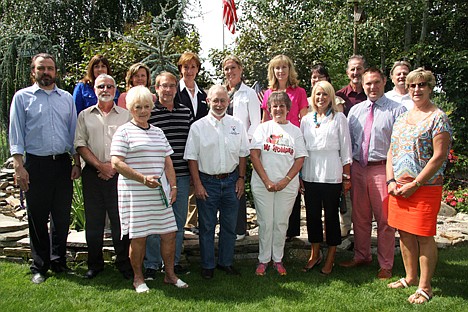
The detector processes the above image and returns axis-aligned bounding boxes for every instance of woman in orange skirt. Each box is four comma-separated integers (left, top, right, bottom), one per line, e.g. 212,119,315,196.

386,68,452,304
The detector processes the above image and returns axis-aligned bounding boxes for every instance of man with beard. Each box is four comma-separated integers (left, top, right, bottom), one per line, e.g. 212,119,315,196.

335,55,368,238
9,53,81,284
143,72,193,279
74,74,133,279
184,85,249,279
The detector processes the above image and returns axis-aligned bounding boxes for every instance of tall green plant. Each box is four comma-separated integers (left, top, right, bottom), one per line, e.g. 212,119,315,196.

71,178,86,231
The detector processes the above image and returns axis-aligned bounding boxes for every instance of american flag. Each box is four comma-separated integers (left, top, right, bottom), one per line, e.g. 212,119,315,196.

223,0,238,34
252,81,265,103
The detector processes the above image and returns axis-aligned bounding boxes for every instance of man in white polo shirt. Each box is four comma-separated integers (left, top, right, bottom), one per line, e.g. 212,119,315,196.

184,85,249,279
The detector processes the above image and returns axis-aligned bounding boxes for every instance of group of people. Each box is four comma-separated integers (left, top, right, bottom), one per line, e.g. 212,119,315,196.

9,51,452,303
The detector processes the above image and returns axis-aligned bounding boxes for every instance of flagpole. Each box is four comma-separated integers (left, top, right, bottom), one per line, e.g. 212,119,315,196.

222,0,225,50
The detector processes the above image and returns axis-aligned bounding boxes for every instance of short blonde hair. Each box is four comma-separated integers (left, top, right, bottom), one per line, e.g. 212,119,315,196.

125,63,151,91
310,81,337,116
267,55,299,90
406,67,436,90
126,85,154,111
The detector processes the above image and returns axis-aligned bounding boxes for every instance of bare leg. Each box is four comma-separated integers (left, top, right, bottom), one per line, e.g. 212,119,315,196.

302,243,322,271
160,232,178,283
393,231,419,286
321,246,336,274
408,235,437,303
129,237,147,288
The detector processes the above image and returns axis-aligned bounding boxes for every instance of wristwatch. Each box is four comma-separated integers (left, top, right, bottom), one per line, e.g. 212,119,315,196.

386,178,396,186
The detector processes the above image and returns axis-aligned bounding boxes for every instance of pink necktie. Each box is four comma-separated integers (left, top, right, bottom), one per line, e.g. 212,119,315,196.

360,102,374,166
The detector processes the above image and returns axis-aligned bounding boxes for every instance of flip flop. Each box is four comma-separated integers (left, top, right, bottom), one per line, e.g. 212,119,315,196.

135,283,150,293
165,278,189,288
387,278,409,289
408,288,432,304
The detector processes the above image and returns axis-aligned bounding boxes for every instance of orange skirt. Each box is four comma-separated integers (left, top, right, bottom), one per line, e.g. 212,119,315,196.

388,185,442,236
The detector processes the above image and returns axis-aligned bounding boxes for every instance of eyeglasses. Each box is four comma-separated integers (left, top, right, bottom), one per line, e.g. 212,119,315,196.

408,82,428,89
159,84,176,89
96,84,115,89
211,98,228,104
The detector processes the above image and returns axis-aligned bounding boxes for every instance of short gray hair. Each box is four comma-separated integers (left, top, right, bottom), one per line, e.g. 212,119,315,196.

94,74,116,87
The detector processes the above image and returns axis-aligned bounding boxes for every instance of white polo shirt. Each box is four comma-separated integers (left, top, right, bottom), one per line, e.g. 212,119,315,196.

184,113,250,175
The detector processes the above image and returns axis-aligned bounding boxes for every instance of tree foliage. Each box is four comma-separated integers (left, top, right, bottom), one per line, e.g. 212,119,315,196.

210,0,467,152
0,0,179,64
65,1,207,93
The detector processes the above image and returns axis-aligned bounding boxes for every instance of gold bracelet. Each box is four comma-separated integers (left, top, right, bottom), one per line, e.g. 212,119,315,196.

285,175,292,181
171,185,177,189
143,176,147,185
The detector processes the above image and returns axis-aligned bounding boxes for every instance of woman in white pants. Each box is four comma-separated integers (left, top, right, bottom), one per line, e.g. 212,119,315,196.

250,91,307,276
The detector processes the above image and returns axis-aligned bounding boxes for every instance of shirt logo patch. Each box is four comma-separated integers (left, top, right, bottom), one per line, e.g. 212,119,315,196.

230,125,240,135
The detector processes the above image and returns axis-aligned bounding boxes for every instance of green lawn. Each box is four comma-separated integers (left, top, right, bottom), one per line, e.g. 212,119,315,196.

1,246,467,312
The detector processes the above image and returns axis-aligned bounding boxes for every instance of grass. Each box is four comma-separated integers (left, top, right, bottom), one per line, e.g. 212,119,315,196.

1,246,467,312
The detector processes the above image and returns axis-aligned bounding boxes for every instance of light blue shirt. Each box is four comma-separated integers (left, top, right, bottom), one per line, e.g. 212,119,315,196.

347,95,406,162
9,83,77,156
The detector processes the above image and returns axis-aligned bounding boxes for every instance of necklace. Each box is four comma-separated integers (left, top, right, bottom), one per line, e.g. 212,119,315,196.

313,108,332,128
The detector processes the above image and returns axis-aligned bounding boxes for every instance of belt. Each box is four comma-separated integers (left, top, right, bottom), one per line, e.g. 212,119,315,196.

200,171,234,179
354,159,386,166
26,153,70,161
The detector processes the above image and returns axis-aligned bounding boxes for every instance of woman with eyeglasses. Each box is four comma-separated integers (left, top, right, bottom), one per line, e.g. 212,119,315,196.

117,62,156,109
386,68,452,304
385,61,413,110
73,54,119,115
308,63,345,113
111,86,188,292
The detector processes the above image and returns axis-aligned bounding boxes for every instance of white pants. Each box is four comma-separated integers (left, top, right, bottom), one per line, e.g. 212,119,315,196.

252,177,298,263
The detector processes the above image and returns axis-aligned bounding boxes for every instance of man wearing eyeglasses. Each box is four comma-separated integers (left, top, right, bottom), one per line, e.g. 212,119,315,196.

9,53,82,284
184,85,249,279
143,72,194,279
74,74,133,280
340,67,406,280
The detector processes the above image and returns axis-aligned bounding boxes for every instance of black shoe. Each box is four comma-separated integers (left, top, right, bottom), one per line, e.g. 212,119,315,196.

174,265,190,275
31,273,46,284
201,268,214,279
144,268,158,280
216,264,240,276
85,269,103,279
51,262,71,273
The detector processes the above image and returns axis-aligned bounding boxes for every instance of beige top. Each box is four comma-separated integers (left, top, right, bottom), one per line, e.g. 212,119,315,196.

74,104,131,162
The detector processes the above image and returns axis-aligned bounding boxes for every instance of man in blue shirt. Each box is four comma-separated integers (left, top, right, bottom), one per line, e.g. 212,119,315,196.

9,53,82,284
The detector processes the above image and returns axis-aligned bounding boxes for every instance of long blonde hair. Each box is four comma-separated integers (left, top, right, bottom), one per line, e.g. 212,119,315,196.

267,55,299,90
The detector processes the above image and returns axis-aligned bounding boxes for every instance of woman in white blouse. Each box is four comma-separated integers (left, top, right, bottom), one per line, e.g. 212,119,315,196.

300,81,352,275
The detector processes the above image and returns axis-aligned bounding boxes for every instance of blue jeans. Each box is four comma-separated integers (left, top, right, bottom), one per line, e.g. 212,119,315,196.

144,175,190,269
198,171,239,269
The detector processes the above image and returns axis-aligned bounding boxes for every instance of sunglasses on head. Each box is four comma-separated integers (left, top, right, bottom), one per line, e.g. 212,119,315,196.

408,82,428,89
96,84,115,89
